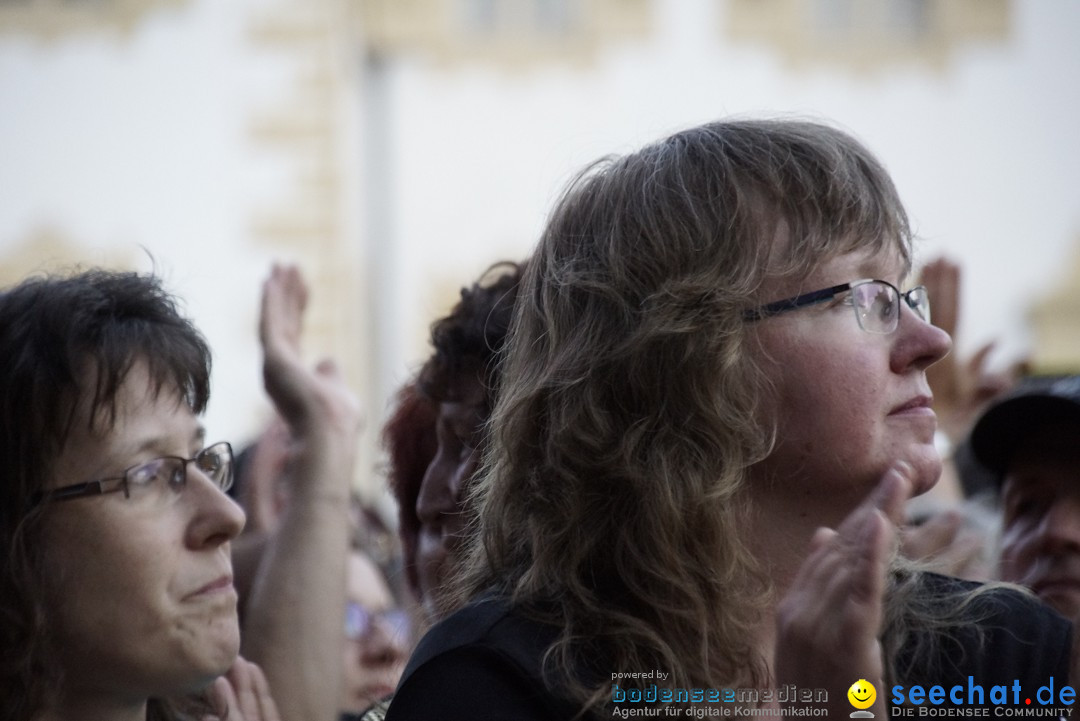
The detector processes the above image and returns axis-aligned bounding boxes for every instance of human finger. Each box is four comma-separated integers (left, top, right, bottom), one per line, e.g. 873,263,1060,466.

226,658,261,721
204,675,237,721
918,257,959,336
259,264,319,426
835,462,913,542
259,263,307,353
246,659,283,721
900,509,964,562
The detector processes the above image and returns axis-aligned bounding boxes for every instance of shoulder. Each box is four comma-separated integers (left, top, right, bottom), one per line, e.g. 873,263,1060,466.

917,572,1070,637
385,597,577,721
899,573,1072,688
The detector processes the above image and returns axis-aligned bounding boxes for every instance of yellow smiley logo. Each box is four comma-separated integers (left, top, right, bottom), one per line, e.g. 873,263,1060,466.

847,679,877,710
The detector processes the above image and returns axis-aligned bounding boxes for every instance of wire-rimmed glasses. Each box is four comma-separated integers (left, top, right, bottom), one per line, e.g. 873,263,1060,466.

345,601,412,644
35,441,234,506
743,279,930,334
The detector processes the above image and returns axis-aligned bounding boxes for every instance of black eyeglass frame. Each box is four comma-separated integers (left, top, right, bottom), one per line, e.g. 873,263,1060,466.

742,278,929,333
34,441,234,505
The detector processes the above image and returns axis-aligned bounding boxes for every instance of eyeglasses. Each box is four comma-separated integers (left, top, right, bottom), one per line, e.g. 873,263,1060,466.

35,441,234,505
345,601,411,643
743,279,930,334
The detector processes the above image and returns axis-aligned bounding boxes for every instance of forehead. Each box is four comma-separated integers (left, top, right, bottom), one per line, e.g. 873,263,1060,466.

53,360,200,485
759,245,908,301
346,552,393,608
760,207,910,277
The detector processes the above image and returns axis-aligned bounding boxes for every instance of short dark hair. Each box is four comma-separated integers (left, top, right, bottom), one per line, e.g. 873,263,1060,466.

381,380,439,599
0,268,212,719
417,261,524,412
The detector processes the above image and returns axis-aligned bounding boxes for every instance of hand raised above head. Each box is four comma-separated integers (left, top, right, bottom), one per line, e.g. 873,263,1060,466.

259,263,361,443
775,462,913,717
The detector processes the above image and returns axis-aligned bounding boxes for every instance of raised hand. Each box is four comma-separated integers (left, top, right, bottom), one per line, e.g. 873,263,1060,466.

242,263,362,721
775,463,913,718
259,263,361,445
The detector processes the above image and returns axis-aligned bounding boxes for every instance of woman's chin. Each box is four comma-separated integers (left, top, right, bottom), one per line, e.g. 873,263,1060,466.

905,446,944,498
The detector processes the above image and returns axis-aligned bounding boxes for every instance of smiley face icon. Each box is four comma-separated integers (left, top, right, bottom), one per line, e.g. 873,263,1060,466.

848,679,877,710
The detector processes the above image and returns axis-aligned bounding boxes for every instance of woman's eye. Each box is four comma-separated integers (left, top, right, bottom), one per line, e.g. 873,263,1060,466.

128,458,170,486
168,463,186,487
197,453,221,475
878,294,897,319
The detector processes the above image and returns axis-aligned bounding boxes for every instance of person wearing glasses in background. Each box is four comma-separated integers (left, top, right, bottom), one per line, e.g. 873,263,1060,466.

0,269,280,721
340,547,412,717
386,119,1072,720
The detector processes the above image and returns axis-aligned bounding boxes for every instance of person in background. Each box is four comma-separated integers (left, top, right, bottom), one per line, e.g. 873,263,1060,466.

357,262,522,721
381,381,439,608
386,118,1071,720
231,415,292,535
412,261,524,621
970,375,1080,620
0,268,279,721
340,548,412,717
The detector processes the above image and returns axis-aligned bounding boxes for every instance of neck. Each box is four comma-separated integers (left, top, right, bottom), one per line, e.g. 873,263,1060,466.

744,489,839,599
740,471,861,684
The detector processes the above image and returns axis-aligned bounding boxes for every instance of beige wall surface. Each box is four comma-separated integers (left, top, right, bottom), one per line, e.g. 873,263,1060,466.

1,0,1078,498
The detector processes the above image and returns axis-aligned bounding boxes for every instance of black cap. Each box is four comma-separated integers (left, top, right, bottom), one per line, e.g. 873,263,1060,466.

969,375,1080,480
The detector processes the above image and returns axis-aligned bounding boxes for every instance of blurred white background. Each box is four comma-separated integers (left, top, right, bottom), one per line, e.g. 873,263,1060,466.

1,0,1077,495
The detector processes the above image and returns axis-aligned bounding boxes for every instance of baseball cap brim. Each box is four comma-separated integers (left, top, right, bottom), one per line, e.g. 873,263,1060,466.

969,393,1080,479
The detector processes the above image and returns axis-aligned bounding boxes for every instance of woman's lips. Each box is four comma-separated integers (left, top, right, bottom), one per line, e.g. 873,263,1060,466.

188,574,234,598
889,395,934,415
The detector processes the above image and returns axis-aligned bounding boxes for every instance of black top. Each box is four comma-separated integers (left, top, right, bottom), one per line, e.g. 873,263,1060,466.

385,574,1072,720
890,573,1072,707
384,596,580,721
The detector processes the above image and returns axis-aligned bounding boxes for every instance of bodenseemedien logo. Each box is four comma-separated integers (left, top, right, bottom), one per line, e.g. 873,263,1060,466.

609,682,829,717
849,679,877,718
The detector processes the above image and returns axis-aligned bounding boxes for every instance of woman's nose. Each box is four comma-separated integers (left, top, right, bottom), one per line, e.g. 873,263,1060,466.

185,469,247,548
891,303,953,373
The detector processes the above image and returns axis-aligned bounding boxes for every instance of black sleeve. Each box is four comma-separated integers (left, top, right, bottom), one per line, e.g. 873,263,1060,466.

963,586,1072,690
385,646,567,721
895,575,1073,706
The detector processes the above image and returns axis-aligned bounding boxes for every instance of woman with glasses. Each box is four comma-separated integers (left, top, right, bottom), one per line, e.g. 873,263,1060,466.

385,119,1072,720
340,549,412,716
0,270,279,721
